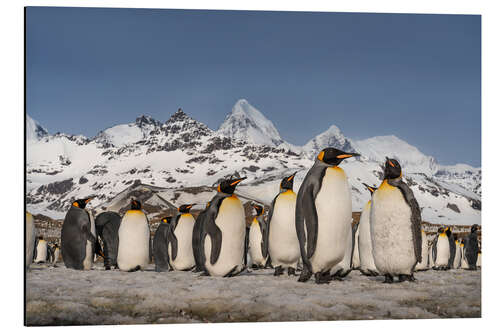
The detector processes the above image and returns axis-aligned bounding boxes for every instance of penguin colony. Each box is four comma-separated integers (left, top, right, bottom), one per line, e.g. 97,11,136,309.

26,148,481,283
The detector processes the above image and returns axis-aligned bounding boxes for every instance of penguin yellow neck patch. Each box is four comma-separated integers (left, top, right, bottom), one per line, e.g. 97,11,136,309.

252,217,259,224
181,213,192,218
439,233,446,238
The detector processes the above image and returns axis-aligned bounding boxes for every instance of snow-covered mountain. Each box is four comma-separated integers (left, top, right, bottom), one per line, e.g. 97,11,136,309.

26,115,49,142
25,99,481,226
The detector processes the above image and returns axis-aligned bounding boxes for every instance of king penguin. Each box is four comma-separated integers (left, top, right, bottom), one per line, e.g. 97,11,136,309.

358,184,379,276
248,204,269,269
415,229,429,271
296,148,359,284
453,239,462,269
26,212,37,270
167,204,196,271
61,197,96,270
34,236,48,263
200,177,247,277
52,244,60,266
370,157,422,283
153,216,172,272
460,239,469,269
268,172,300,277
446,227,456,269
95,211,121,270
464,224,480,270
192,202,210,273
117,199,151,272
432,227,451,270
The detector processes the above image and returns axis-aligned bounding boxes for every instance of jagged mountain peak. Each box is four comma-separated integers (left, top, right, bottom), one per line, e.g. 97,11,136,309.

303,124,356,157
218,99,284,147
26,114,49,142
135,115,162,128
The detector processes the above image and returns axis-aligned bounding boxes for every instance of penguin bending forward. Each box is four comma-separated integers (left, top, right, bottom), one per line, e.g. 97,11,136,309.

153,216,172,272
26,212,37,270
248,204,269,269
167,204,196,271
358,184,379,276
61,197,96,270
296,148,359,284
267,172,300,276
95,211,121,270
117,199,151,272
370,157,422,283
200,177,247,277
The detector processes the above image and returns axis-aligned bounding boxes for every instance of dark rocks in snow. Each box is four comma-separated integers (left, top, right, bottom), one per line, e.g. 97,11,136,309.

37,178,74,195
469,199,481,211
242,165,260,173
446,203,461,213
166,177,176,183
58,155,71,166
186,156,209,164
79,176,89,184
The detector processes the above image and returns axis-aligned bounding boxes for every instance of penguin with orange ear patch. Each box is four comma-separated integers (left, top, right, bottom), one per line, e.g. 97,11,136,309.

167,204,196,271
61,197,96,270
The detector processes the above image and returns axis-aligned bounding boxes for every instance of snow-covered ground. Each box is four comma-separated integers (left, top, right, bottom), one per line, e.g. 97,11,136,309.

26,263,480,325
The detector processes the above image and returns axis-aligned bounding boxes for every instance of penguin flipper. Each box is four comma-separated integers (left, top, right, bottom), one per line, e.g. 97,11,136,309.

206,219,223,265
297,178,321,264
448,233,456,268
167,227,179,261
258,216,268,259
392,180,422,263
244,226,250,266
349,223,358,268
432,236,438,263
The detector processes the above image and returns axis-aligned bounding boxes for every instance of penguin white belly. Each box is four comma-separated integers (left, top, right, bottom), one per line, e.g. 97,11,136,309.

477,253,481,267
268,191,299,268
117,211,150,271
330,223,353,275
453,243,461,268
34,240,47,263
371,182,415,275
435,236,450,267
53,248,60,264
169,214,196,271
351,225,360,269
358,202,378,274
415,231,429,270
204,196,245,276
249,222,266,266
26,212,36,268
461,247,469,269
83,212,96,270
310,167,351,273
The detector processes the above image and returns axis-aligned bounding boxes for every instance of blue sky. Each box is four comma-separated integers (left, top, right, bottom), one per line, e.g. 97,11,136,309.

26,7,481,166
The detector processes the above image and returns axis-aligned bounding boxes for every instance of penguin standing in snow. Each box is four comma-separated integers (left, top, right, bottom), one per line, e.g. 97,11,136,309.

200,177,247,277
34,236,48,263
26,212,37,269
465,224,480,270
370,157,422,283
117,199,151,272
248,204,269,269
95,211,121,270
358,184,379,276
61,197,96,270
415,229,429,271
268,172,300,276
432,227,451,270
446,227,456,269
52,244,60,265
330,222,356,279
153,216,172,272
453,239,462,269
167,204,196,271
296,148,360,284
192,203,209,273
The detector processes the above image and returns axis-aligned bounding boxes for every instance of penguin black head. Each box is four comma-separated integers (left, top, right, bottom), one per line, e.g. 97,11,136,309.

130,199,142,210
38,235,43,240
362,183,377,196
217,177,246,195
317,148,360,166
161,216,172,224
280,172,297,191
471,224,479,233
445,227,452,237
178,204,193,214
383,157,402,180
437,227,445,234
252,204,264,216
72,197,93,209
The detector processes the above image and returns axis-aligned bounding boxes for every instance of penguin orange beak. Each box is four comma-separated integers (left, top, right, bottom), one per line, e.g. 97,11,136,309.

287,172,297,182
337,152,360,159
85,197,93,204
385,157,395,167
230,177,246,186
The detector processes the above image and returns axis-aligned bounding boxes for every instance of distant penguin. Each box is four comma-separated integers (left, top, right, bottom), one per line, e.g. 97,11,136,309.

201,177,247,277
453,239,462,269
95,211,121,270
117,199,151,272
192,202,210,273
330,222,356,279
477,251,481,268
446,228,456,269
433,227,451,270
415,229,429,271
358,184,379,276
34,236,48,263
268,172,300,276
296,148,359,284
26,212,37,269
428,241,435,268
460,239,469,269
370,157,422,283
153,216,172,272
167,204,196,271
61,197,96,270
465,224,480,270
52,244,60,265
248,204,269,269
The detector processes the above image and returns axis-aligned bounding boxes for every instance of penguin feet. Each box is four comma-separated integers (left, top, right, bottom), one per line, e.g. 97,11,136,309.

367,269,379,277
105,266,111,271
288,267,296,276
314,272,331,284
127,265,141,272
199,271,210,276
398,274,415,282
274,266,285,276
383,274,394,284
298,267,313,283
